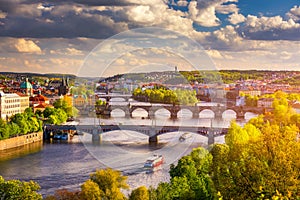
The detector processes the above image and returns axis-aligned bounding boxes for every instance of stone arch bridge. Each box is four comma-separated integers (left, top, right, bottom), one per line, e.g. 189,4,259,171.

44,124,228,146
96,102,267,119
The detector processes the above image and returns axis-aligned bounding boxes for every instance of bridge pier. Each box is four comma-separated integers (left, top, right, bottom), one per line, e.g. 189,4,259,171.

214,110,223,119
92,129,102,143
192,111,199,118
207,131,215,146
124,109,131,118
236,111,245,120
148,135,158,144
102,109,111,117
148,110,155,119
92,134,102,143
170,111,178,119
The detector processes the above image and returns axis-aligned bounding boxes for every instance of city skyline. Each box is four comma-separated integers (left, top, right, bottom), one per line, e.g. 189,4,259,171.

0,0,299,76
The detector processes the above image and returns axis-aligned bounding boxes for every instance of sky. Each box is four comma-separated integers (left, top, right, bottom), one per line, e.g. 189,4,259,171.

0,0,299,77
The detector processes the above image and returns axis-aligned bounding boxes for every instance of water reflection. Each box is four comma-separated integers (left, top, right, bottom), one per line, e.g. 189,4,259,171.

0,141,43,162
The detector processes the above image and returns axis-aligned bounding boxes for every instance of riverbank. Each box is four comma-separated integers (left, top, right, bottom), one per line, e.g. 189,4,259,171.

0,132,43,150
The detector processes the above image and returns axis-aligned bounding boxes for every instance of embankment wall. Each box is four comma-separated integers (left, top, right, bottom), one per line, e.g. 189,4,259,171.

0,132,43,150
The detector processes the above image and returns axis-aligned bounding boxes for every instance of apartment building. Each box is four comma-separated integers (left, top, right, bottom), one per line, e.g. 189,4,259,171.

0,91,21,120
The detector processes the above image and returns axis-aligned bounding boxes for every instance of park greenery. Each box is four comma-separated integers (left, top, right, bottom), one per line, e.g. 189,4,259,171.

132,86,198,105
0,99,76,140
1,92,300,199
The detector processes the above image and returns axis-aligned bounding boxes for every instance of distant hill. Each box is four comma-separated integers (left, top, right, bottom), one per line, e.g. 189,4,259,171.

0,72,77,79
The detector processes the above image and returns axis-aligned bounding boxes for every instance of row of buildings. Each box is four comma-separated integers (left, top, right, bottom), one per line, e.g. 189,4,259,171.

0,77,70,120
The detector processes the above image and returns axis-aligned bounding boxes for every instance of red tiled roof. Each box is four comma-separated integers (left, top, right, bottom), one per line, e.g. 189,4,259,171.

34,103,53,109
30,94,48,101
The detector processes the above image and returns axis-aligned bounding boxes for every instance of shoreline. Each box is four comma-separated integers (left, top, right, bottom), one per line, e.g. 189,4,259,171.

0,132,43,151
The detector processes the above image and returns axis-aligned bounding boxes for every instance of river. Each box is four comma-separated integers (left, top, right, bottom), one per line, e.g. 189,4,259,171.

0,109,256,197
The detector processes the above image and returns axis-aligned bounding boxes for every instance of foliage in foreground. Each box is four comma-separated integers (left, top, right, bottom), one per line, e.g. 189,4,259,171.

0,176,42,200
45,168,129,200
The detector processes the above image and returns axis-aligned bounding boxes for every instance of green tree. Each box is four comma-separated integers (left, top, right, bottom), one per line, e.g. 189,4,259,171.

89,168,129,200
169,147,216,200
43,107,56,118
7,122,20,137
211,111,300,199
80,180,102,200
0,176,42,200
129,186,149,200
0,119,9,140
10,113,29,135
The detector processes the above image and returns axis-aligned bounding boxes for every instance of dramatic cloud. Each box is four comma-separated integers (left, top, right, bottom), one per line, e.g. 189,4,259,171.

188,0,238,27
0,1,129,38
14,39,42,53
0,38,42,54
239,15,300,40
0,0,299,74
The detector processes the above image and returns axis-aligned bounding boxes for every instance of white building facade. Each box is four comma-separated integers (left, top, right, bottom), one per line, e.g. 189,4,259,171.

0,91,21,120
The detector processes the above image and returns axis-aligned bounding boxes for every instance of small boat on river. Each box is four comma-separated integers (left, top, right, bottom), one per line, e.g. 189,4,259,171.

144,155,164,173
179,132,191,142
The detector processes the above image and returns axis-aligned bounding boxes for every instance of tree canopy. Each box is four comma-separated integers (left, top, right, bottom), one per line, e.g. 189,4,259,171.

0,176,42,200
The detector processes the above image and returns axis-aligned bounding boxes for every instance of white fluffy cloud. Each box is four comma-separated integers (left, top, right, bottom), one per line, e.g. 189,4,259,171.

245,15,300,31
177,0,188,7
188,0,238,27
210,25,243,49
287,5,300,22
216,4,239,14
188,1,220,27
228,12,246,24
238,14,300,40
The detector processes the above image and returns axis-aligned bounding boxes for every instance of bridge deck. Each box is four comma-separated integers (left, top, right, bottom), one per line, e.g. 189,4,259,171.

45,124,228,137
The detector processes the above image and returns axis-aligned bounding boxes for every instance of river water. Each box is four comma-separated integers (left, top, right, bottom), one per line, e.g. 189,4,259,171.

0,108,256,197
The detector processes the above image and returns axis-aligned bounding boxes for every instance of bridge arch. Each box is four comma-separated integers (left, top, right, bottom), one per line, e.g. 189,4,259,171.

110,108,126,117
222,109,237,119
199,109,215,118
131,108,149,118
152,108,171,118
177,109,193,118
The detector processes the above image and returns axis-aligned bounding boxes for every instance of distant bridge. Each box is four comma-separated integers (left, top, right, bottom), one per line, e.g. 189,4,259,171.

95,102,267,120
44,124,228,146
94,93,269,119
96,93,132,102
